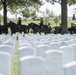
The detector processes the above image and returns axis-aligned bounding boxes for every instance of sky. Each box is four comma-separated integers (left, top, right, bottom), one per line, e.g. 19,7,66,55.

39,2,76,17
0,2,76,19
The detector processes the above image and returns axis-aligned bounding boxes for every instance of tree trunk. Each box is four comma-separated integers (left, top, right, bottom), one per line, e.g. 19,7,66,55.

61,0,68,34
3,0,7,25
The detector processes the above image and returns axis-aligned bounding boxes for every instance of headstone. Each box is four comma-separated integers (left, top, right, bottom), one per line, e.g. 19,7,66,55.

0,41,2,45
3,42,15,50
32,41,43,48
45,50,64,75
0,52,11,75
59,41,67,46
70,44,76,60
0,73,2,75
37,44,50,57
3,42,15,59
64,61,76,75
19,55,45,75
19,43,32,48
60,46,74,64
65,40,74,45
43,41,51,45
18,47,35,58
50,43,61,50
0,45,13,60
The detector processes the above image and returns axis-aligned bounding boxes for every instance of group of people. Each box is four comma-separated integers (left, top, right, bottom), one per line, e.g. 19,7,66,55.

69,23,76,34
17,17,51,28
16,17,52,33
40,18,51,29
17,17,76,34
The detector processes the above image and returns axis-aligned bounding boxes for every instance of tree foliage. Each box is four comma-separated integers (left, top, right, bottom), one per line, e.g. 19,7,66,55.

54,16,60,26
46,0,76,4
0,0,42,9
68,0,76,5
22,8,31,18
21,1,41,19
45,0,76,34
0,0,43,25
31,10,37,20
8,0,42,14
48,10,55,18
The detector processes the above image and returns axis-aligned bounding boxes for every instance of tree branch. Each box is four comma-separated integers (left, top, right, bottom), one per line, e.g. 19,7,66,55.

6,0,15,6
1,0,4,4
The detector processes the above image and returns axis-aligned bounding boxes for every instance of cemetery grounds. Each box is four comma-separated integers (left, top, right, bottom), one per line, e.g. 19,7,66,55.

11,20,76,75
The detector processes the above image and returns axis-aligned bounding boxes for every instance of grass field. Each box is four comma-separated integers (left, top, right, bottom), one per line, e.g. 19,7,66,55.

10,19,76,75
1,19,76,27
21,20,76,28
11,40,18,75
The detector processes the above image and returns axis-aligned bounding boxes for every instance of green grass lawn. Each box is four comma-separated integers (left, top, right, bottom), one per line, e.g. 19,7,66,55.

21,20,60,27
11,40,18,75
21,19,76,28
68,20,76,27
10,19,76,75
1,19,76,28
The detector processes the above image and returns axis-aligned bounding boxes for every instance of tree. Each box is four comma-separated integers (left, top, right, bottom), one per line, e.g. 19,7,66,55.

21,2,40,20
46,0,76,34
22,8,37,20
45,8,55,19
44,8,55,24
31,10,37,20
54,16,60,26
45,0,68,34
0,0,42,25
22,8,31,19
61,0,68,34
48,10,55,19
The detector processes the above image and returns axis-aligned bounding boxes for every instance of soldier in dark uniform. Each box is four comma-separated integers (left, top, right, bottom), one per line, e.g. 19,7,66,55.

47,23,51,33
17,17,22,32
40,18,43,26
40,18,44,32
17,17,21,25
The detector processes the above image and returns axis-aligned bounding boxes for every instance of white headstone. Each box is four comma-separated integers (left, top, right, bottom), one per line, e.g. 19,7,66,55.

64,61,76,75
37,44,50,57
59,41,67,46
0,41,2,45
18,47,35,58
70,44,76,60
3,43,15,59
45,50,64,75
43,41,51,45
3,42,15,50
50,43,61,50
19,56,45,75
0,73,2,75
19,43,32,48
0,45,13,60
32,41,43,48
0,52,11,75
60,46,74,64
